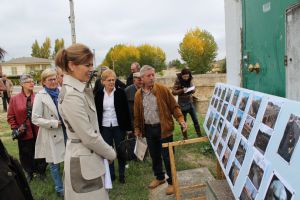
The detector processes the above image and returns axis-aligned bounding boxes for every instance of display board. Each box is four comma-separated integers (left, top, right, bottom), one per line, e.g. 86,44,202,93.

203,83,300,200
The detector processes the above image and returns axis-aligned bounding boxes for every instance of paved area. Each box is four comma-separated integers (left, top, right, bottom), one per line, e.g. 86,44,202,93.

149,167,215,200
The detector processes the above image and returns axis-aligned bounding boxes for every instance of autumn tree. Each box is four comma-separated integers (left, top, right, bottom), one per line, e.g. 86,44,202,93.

102,44,140,76
137,44,166,72
179,27,217,74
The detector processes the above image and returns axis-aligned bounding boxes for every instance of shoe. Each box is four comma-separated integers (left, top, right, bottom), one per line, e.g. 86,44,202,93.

56,191,64,198
119,177,125,184
148,179,166,189
165,185,174,195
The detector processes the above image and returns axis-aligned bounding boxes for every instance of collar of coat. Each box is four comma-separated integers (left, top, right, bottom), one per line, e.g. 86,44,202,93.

63,75,86,92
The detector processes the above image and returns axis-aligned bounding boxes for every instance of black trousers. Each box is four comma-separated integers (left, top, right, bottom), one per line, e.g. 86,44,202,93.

17,139,47,176
145,124,173,185
2,96,10,112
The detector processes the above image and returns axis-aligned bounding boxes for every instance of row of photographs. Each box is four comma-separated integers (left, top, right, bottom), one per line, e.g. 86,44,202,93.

205,84,299,200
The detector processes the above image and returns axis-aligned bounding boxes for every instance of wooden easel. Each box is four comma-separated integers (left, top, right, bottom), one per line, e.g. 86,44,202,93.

162,136,210,200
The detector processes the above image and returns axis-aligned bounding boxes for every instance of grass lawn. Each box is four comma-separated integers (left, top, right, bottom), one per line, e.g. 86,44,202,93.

0,112,215,200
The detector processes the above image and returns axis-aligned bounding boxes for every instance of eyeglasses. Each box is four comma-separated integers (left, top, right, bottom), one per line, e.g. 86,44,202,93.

46,78,57,82
84,63,93,68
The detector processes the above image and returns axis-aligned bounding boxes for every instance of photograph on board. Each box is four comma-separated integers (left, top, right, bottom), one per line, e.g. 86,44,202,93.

240,177,258,200
214,86,218,95
232,90,240,106
248,95,262,118
228,130,237,151
236,138,247,166
209,126,215,140
213,130,220,147
213,113,220,127
211,97,216,106
217,141,224,157
262,100,283,129
225,88,233,102
217,117,224,132
221,122,230,141
234,109,244,130
264,174,293,200
278,113,300,163
248,152,267,190
221,102,228,116
229,159,240,185
227,104,235,123
206,111,214,130
214,98,219,109
221,88,227,100
217,99,223,112
254,124,273,155
218,87,222,97
239,92,250,111
222,147,231,169
242,115,255,139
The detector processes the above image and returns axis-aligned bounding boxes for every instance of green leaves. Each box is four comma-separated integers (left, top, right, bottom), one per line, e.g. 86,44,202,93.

31,37,65,59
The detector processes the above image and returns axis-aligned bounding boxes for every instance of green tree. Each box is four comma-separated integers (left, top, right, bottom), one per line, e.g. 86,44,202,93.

179,27,217,74
137,44,166,72
168,59,184,69
53,38,65,58
39,37,51,59
31,40,40,57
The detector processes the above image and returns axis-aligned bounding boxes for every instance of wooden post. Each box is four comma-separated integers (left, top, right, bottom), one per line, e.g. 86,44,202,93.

169,145,181,200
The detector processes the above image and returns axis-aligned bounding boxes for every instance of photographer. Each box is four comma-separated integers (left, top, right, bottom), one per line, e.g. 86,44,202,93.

7,74,47,181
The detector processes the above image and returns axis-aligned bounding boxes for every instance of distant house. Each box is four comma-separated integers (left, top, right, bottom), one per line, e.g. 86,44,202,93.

1,57,54,77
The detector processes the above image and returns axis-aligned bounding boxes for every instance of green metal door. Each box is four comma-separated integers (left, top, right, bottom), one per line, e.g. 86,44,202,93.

242,0,300,97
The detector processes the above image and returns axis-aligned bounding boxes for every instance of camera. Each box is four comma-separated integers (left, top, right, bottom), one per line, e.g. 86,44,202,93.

11,123,27,140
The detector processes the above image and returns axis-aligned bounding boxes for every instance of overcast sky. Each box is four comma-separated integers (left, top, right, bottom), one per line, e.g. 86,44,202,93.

0,0,225,65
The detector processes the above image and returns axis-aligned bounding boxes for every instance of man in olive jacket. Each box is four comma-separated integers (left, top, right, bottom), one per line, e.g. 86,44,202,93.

134,65,187,195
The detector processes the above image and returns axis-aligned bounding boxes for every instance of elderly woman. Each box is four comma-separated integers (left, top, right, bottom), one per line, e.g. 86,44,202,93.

32,68,65,197
55,43,116,200
7,74,47,181
94,69,132,184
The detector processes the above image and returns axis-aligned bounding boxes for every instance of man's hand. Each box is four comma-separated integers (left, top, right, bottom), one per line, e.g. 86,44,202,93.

180,121,187,132
134,130,142,137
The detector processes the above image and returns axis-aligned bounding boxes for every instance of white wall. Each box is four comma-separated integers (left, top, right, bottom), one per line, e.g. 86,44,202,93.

224,0,242,86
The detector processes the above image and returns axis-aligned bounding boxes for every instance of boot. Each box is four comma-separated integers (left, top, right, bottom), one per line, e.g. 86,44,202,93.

182,130,188,140
196,127,202,137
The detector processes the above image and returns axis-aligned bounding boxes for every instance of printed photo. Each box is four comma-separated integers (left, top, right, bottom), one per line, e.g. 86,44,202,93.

232,90,240,106
227,105,235,123
234,109,244,130
262,100,283,129
225,89,232,102
278,114,300,163
241,115,255,139
213,113,220,127
248,154,266,190
228,131,237,151
221,123,230,141
217,100,223,112
240,177,258,200
217,141,224,156
221,88,227,100
209,126,215,140
214,86,218,95
221,103,228,116
213,130,220,147
210,97,216,106
236,139,247,166
265,175,292,200
248,96,262,118
206,111,214,130
214,98,219,108
254,125,272,155
218,87,222,97
222,147,231,168
217,117,224,132
229,159,240,185
239,92,250,111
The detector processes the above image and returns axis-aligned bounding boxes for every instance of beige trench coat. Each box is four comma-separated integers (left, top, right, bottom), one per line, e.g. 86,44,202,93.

58,75,116,200
0,78,13,97
32,88,65,164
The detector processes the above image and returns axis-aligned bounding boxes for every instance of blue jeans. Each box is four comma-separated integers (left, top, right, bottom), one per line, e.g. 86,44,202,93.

49,163,63,193
182,103,201,133
101,126,126,179
145,124,173,185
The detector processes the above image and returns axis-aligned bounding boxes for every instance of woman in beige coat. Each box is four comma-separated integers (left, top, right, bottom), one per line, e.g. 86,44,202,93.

55,43,116,200
32,68,65,198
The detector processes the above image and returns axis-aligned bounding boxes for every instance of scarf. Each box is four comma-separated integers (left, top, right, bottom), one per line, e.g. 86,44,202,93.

44,87,59,107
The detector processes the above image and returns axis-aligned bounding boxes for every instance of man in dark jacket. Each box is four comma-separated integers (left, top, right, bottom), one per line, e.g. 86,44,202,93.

126,62,140,87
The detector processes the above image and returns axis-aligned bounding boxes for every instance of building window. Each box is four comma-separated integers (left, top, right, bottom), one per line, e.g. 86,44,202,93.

11,67,17,75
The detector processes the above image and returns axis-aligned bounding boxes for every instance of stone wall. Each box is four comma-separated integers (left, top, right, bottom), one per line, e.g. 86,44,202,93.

155,73,226,116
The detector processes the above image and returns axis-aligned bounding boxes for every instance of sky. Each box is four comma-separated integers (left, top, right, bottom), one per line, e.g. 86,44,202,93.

0,0,225,65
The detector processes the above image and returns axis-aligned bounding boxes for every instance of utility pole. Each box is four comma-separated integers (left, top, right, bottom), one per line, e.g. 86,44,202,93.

68,0,76,44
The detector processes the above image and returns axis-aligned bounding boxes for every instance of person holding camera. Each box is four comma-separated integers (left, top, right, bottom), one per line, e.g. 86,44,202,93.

7,74,47,182
56,44,116,200
31,68,65,198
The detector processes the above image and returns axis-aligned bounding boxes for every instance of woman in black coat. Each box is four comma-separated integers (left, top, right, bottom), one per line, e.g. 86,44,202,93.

94,69,132,184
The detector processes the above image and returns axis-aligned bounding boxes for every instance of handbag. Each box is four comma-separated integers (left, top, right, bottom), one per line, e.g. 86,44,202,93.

180,102,192,112
117,137,137,161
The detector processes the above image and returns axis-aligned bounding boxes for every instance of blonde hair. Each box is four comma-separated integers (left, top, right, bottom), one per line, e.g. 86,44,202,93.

55,43,93,72
101,69,116,82
41,68,57,85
